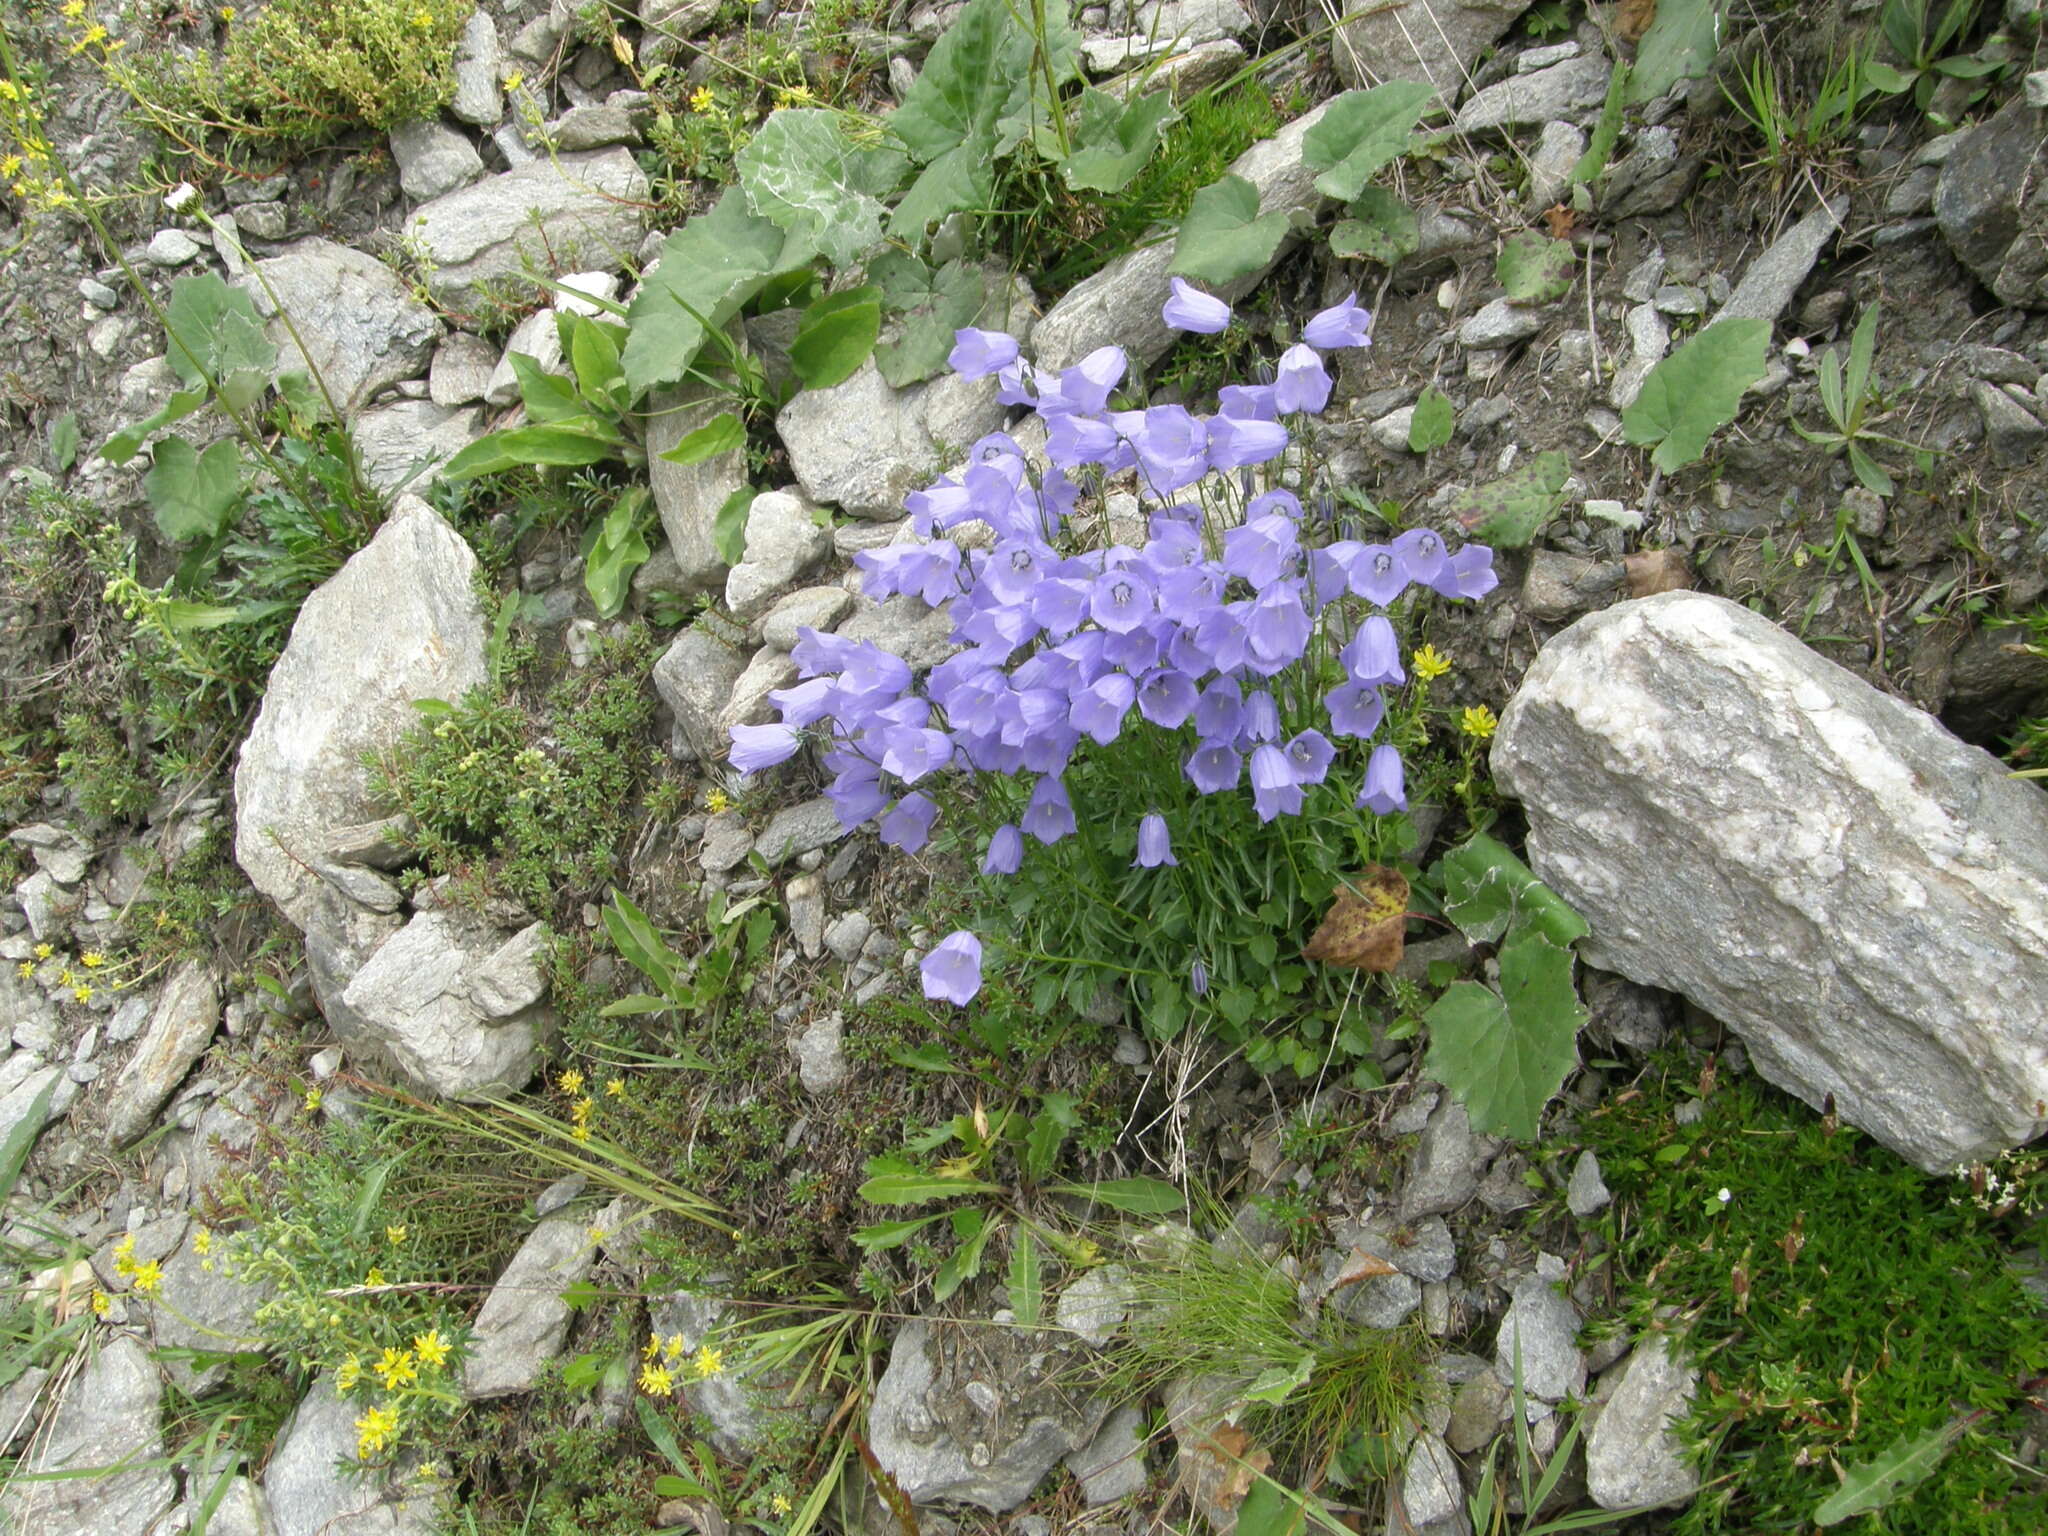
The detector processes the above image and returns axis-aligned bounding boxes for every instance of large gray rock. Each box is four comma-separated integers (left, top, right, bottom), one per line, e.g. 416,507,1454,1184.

235,500,487,1029
1403,1096,1488,1218
1392,1429,1469,1534
653,624,751,761
1494,1275,1585,1402
339,912,549,1100
645,369,749,597
647,1288,809,1456
142,1219,274,1396
726,489,831,621
754,797,853,867
1454,56,1610,133
462,1214,596,1398
1331,0,1527,96
641,0,723,68
0,1333,175,1536
351,400,483,495
103,959,219,1146
178,1476,274,1536
1585,1336,1699,1510
777,359,944,519
264,1374,447,1536
405,150,649,313
1709,197,1846,329
1031,101,1333,372
247,240,442,416
0,1063,62,1164
868,1318,1107,1511
1066,1404,1148,1505
450,10,504,126
1494,593,2048,1172
389,119,484,201
1935,95,2048,309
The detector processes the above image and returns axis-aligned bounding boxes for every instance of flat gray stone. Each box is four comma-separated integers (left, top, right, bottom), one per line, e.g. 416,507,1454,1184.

1397,1429,1464,1529
450,10,504,126
351,400,482,495
142,1220,273,1395
1935,95,2048,308
1566,1150,1610,1219
1585,1336,1699,1509
646,321,750,598
462,1214,596,1398
0,1333,174,1536
1403,1097,1486,1218
786,872,827,961
1455,56,1611,133
1495,1275,1585,1402
1971,380,2048,467
1066,1404,1148,1504
103,960,219,1146
792,1008,848,1091
760,585,854,649
405,150,649,313
1710,197,1846,328
726,490,832,621
754,797,851,867
247,239,442,416
653,625,751,761
1460,297,1546,349
1056,1266,1133,1346
777,360,944,520
390,119,483,201
265,1374,446,1536
1495,592,2048,1173
1331,0,1523,97
429,332,497,408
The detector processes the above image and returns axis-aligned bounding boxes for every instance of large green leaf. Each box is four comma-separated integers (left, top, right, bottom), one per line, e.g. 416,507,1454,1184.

657,412,745,467
438,419,624,480
165,272,276,414
1170,174,1290,285
1630,0,1723,106
1301,81,1436,201
872,252,991,387
99,388,209,466
582,486,651,620
1408,386,1454,452
932,1207,995,1301
559,312,630,416
852,1211,951,1253
790,286,882,390
1057,89,1179,194
1329,185,1419,265
622,189,816,397
738,108,909,269
890,0,1039,163
510,351,583,423
1443,449,1570,548
1497,231,1576,304
1814,1419,1967,1525
1423,931,1584,1141
144,437,243,544
1046,1177,1185,1215
887,149,996,243
1431,832,1590,949
1622,318,1771,473
858,1170,1003,1205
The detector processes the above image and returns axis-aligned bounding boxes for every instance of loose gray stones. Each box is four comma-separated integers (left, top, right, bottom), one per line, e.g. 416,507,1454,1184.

1494,592,2048,1173
0,1334,175,1536
102,960,219,1146
1586,1336,1700,1510
1494,1274,1585,1402
247,239,443,416
462,1214,598,1398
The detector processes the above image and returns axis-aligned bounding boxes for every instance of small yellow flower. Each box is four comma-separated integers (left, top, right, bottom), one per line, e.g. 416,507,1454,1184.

113,1233,137,1276
662,1332,685,1362
32,943,52,960
304,1087,323,1112
355,1402,400,1458
337,1354,363,1391
1459,705,1499,741
1412,644,1452,680
413,1329,451,1368
638,1361,675,1396
692,1345,723,1379
58,969,74,987
705,787,733,813
412,8,433,27
643,1333,661,1360
80,951,104,969
14,962,30,980
689,86,716,114
605,1077,626,1098
386,1223,408,1246
570,1122,591,1143
62,0,86,17
72,985,92,1004
220,5,236,19
365,1266,387,1287
771,1494,792,1516
130,1260,163,1297
0,158,19,182
502,68,525,92
373,1347,418,1390
192,1228,212,1256
557,1068,585,1096
571,1096,593,1125
90,1289,110,1318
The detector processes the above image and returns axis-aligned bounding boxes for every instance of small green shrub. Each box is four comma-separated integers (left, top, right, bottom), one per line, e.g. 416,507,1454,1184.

1581,1061,2048,1535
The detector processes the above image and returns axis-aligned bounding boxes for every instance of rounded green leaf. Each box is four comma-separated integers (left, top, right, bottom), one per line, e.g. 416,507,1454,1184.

1302,81,1436,202
791,286,883,390
1497,231,1576,305
1423,931,1585,1141
1170,174,1290,286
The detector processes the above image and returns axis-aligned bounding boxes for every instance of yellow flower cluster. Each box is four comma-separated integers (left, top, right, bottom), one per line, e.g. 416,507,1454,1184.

636,1331,725,1396
340,1329,453,1460
355,1402,400,1458
110,1233,162,1297
15,942,128,998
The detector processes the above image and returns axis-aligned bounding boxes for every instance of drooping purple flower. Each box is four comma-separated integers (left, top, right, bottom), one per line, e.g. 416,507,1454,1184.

949,328,1020,378
1218,383,1277,421
729,722,802,773
995,360,1037,407
1274,343,1333,415
1044,411,1120,468
1303,292,1373,349
1284,728,1335,786
1022,775,1077,844
1163,277,1231,334
880,727,953,785
1043,345,1127,415
1247,488,1303,521
1189,957,1209,996
1134,812,1178,868
1245,582,1312,669
1242,689,1281,743
1325,681,1386,739
1391,526,1449,587
879,791,939,852
1356,744,1407,814
1425,542,1499,600
857,541,963,607
985,539,1050,605
1249,744,1304,822
921,930,984,1007
1069,673,1138,745
1348,543,1411,607
1135,667,1199,728
1116,405,1208,494
1205,412,1290,469
982,824,1023,876
1030,575,1093,638
1342,615,1406,688
1184,740,1242,795
1090,568,1155,634
1222,513,1299,589
1193,680,1244,742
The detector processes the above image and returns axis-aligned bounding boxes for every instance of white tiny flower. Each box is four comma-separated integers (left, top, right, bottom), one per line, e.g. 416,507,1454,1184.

1717,1187,1732,1204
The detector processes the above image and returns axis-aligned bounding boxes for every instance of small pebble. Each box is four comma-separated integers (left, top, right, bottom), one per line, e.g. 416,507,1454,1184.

77,278,119,309
145,228,202,267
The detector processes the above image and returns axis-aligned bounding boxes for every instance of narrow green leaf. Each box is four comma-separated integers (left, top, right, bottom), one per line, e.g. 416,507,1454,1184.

439,420,624,480
1573,63,1631,187
713,486,756,567
1408,386,1454,453
145,437,243,543
99,388,209,465
791,286,883,390
1008,1228,1042,1328
1629,0,1723,105
1046,1177,1185,1215
886,1041,958,1073
1622,318,1772,474
1171,174,1290,286
1814,1419,1968,1525
1302,81,1436,201
858,1171,1004,1205
853,1211,951,1253
658,412,746,466
652,1471,716,1500
48,412,78,473
932,1211,995,1301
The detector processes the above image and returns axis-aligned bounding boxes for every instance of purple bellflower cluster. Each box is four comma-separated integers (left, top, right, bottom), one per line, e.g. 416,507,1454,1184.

728,281,1497,1008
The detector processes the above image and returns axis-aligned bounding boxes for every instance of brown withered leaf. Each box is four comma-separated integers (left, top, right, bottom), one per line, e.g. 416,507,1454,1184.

1332,1246,1400,1290
1625,547,1693,598
1206,1423,1273,1511
1303,866,1409,972
1542,202,1577,240
1617,0,1658,44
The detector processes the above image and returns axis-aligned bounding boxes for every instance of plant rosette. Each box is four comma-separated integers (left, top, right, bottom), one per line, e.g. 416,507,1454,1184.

728,286,1497,1035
